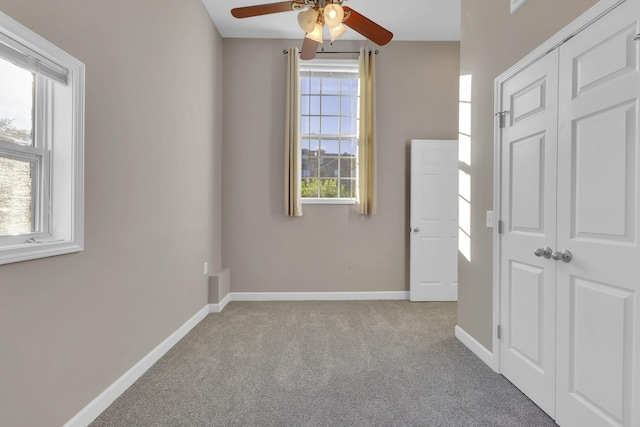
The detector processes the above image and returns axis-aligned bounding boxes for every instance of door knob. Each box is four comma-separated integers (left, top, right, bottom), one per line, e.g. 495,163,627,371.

413,227,420,232
552,249,572,263
534,247,553,259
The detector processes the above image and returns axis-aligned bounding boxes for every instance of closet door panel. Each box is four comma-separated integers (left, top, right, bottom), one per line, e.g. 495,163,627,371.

556,1,640,425
499,49,559,418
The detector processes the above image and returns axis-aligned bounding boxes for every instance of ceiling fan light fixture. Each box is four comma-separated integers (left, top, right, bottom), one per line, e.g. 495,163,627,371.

305,22,324,44
297,8,319,33
330,23,347,42
323,4,344,28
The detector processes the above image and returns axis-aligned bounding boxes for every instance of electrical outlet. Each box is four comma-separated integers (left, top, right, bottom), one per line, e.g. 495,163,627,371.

486,211,494,228
203,262,208,275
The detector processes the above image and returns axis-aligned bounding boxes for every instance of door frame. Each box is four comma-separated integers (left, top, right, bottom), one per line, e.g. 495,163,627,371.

491,0,627,374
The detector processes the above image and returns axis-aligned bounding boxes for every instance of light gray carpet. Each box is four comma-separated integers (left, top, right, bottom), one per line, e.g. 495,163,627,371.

91,301,557,426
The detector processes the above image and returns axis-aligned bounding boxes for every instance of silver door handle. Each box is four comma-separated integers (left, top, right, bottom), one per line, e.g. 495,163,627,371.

534,247,553,259
413,227,420,232
552,249,572,263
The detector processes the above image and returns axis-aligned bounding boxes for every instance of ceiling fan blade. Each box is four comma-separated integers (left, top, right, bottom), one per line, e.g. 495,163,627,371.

231,1,301,19
342,7,393,46
300,37,319,60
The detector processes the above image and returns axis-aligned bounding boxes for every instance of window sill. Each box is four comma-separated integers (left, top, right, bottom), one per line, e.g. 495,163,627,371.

0,241,83,264
302,198,356,205
0,239,83,265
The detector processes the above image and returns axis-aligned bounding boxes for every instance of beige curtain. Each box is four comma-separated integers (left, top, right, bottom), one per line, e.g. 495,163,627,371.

284,47,303,216
357,47,377,215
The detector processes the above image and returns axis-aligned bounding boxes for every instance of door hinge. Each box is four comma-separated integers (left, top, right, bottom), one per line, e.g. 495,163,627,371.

497,325,502,340
497,220,503,234
495,110,509,129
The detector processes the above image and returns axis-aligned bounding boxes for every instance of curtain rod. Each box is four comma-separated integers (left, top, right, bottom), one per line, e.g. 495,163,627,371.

283,49,379,55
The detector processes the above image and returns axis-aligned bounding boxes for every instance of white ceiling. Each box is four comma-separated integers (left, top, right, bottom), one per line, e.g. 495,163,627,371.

202,0,461,42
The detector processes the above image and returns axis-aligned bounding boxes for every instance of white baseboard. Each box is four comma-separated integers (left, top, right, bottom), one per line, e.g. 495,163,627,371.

229,291,409,301
455,325,497,372
64,305,210,427
209,292,231,313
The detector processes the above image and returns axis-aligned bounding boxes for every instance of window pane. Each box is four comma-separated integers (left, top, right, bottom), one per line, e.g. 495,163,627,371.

320,96,339,116
307,156,319,178
320,157,339,178
310,116,320,134
301,76,310,94
320,116,339,134
341,96,357,115
319,179,339,198
301,152,311,177
340,179,355,198
341,117,357,135
340,139,357,155
0,58,34,146
301,95,310,115
340,157,356,178
342,78,358,95
301,178,319,198
320,139,339,154
309,139,320,152
0,156,33,235
309,96,321,115
301,116,309,134
322,78,340,95
310,77,321,94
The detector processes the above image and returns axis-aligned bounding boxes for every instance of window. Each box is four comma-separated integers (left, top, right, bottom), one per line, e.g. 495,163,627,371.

300,59,358,203
0,11,85,264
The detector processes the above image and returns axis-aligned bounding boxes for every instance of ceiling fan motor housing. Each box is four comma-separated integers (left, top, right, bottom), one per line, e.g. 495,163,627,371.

300,0,345,9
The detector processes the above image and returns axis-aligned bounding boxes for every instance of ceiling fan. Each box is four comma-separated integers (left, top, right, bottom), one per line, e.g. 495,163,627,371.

231,0,393,60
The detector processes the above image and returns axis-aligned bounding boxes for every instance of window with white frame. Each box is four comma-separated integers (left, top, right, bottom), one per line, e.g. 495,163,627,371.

0,11,84,264
300,59,358,203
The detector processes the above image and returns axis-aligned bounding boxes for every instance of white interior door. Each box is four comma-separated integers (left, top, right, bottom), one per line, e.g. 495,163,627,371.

410,139,458,302
499,50,559,417
556,1,640,425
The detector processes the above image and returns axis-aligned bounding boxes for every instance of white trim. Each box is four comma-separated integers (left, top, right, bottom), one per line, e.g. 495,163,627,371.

492,0,627,376
299,58,359,72
209,292,231,313
63,305,210,427
230,291,409,302
492,69,503,374
455,325,496,372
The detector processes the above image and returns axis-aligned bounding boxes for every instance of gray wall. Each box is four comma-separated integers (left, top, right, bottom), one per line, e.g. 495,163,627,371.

222,39,460,293
0,1,223,426
458,0,599,349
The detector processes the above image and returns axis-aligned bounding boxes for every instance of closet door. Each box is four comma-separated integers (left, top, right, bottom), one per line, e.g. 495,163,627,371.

556,0,640,425
499,50,559,417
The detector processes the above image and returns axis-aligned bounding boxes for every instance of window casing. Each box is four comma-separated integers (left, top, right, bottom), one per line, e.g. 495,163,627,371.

300,59,358,204
0,11,84,264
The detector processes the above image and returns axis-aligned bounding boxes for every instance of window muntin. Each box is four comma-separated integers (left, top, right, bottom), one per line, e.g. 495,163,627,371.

300,59,358,201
